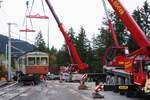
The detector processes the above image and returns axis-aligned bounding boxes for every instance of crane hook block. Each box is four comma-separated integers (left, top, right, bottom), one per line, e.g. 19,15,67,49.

19,29,36,32
26,14,49,19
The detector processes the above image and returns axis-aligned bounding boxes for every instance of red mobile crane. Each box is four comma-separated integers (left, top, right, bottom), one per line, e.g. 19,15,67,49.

103,0,150,96
45,0,88,89
102,0,129,68
45,0,88,71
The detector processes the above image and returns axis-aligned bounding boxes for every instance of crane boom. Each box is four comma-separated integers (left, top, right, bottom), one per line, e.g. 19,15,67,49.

45,0,88,70
103,0,150,95
108,0,150,48
102,0,119,47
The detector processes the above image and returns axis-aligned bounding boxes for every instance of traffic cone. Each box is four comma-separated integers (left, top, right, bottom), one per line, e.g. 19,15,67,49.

78,74,88,90
92,82,104,98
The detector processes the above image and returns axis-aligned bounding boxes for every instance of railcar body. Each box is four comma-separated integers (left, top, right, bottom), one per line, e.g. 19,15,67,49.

18,51,49,75
17,51,49,85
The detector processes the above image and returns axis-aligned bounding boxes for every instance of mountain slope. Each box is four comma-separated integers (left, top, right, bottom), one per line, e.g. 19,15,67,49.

0,34,35,57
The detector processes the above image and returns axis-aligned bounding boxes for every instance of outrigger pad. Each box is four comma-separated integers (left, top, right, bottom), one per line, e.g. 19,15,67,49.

78,84,88,90
59,80,63,83
92,92,104,99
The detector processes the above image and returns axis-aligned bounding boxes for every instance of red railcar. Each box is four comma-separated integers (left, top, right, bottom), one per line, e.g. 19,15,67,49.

18,51,49,75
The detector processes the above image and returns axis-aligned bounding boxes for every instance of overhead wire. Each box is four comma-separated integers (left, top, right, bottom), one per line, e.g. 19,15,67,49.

29,0,34,14
10,31,35,43
41,0,46,15
30,0,46,16
27,0,50,48
0,1,36,45
21,8,28,29
26,2,33,29
21,1,33,29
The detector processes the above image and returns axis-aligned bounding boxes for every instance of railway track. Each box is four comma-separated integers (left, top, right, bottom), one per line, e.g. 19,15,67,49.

0,83,31,100
0,81,8,87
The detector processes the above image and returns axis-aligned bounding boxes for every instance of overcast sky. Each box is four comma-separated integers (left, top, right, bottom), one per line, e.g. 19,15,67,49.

0,0,146,49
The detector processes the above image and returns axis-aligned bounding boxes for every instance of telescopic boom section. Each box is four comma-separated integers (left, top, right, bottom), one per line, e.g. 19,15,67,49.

108,19,119,47
45,0,88,70
108,0,150,48
102,0,119,47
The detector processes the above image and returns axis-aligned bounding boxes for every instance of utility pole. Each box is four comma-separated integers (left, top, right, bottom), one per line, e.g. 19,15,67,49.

25,1,28,41
8,23,17,81
5,44,7,74
0,0,3,8
47,19,49,49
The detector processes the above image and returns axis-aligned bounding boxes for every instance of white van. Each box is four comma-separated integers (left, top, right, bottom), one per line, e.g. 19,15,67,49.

62,73,70,81
72,74,82,82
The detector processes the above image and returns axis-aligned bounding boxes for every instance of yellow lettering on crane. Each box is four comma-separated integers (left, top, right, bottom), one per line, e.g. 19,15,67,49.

111,0,125,15
118,86,128,90
125,61,132,69
118,61,124,65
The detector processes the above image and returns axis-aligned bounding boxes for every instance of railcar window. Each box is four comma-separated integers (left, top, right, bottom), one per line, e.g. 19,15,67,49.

28,57,35,65
36,57,40,65
21,58,25,65
41,57,47,65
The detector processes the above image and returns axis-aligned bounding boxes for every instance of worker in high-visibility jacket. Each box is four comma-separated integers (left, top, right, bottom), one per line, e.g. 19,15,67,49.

144,69,150,93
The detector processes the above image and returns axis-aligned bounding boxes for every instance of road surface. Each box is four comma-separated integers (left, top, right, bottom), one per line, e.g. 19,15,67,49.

0,81,149,100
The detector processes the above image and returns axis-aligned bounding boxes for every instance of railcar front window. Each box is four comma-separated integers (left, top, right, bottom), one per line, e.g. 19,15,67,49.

28,57,35,65
21,58,25,65
41,57,48,65
36,57,40,65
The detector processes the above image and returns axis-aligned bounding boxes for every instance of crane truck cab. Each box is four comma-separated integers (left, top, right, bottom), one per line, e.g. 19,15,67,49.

133,57,150,86
103,46,129,67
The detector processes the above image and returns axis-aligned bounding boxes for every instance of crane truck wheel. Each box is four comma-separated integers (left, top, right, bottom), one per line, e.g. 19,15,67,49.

120,91,125,95
111,76,115,85
126,91,137,97
106,75,111,85
118,77,126,95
